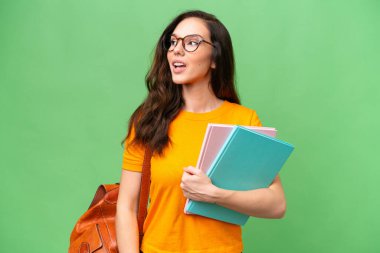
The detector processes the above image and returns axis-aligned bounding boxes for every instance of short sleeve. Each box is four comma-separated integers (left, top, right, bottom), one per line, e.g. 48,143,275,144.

121,126,145,172
250,110,262,127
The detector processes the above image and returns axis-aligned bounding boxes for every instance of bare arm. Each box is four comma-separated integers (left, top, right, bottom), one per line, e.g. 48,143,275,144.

212,175,286,218
116,170,142,253
181,167,286,219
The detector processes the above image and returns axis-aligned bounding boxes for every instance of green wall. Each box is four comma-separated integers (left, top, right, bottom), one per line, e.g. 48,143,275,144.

1,0,379,252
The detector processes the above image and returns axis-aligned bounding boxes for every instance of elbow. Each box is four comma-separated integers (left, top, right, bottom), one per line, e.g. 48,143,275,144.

272,200,287,219
116,202,135,219
115,203,137,232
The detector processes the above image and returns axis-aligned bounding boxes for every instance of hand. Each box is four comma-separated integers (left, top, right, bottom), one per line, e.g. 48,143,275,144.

180,166,218,203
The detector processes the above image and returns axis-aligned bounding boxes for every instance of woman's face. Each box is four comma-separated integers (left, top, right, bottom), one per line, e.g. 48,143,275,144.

167,17,215,86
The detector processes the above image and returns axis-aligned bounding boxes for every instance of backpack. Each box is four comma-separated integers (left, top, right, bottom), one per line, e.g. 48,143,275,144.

68,150,152,253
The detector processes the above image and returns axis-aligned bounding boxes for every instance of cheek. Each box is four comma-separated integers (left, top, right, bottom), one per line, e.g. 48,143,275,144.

193,54,213,71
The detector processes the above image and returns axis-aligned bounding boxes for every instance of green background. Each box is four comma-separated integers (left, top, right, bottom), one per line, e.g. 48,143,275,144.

1,0,379,252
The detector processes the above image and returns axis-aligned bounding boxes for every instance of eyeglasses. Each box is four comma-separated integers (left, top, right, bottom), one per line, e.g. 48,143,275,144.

165,34,214,52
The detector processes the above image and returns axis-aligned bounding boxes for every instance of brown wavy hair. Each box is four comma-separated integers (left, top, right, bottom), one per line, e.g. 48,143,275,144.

124,10,240,154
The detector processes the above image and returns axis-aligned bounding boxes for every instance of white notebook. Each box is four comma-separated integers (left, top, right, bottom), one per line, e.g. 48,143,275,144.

184,124,277,214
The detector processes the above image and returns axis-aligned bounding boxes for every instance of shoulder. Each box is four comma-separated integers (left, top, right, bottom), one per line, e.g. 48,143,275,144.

225,101,253,112
224,101,258,117
223,101,262,126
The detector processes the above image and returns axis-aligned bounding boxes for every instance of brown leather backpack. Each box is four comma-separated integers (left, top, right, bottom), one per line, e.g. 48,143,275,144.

68,149,152,253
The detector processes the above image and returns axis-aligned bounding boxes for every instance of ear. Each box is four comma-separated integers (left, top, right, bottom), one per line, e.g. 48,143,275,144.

211,44,218,69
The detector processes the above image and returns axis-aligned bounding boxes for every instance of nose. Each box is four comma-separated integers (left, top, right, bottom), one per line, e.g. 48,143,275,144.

173,39,185,55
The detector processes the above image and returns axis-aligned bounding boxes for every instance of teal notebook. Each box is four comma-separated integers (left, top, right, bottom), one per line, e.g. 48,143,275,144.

185,126,294,225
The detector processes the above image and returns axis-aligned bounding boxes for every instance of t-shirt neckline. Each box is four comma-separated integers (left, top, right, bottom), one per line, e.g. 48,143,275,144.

178,100,230,121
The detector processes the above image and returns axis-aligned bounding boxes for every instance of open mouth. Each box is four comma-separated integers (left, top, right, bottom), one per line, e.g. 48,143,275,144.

173,62,186,68
172,61,187,73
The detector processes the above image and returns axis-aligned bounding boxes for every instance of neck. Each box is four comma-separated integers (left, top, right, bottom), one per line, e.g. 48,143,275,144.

182,82,223,113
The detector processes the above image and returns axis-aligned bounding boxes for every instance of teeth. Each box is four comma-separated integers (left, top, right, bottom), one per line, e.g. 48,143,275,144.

173,62,185,67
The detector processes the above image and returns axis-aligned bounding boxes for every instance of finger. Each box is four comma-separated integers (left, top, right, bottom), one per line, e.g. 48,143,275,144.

181,171,191,182
182,190,190,198
183,166,199,175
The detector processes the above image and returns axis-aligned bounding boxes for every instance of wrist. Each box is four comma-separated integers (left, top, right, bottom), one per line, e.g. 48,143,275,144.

209,185,230,205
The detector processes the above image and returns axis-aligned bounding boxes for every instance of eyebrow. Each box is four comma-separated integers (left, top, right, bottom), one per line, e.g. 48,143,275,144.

170,33,203,38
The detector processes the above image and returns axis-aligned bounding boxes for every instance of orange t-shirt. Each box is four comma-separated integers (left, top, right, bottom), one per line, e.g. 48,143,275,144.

122,101,262,253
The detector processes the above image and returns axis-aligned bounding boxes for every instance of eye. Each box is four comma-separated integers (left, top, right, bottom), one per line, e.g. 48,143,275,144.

187,40,200,46
170,39,177,46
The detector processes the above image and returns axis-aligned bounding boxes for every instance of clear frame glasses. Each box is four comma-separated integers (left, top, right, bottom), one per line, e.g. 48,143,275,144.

165,34,214,52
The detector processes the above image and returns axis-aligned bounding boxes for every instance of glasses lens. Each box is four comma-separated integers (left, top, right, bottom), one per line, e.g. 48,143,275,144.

170,37,178,51
184,35,201,52
164,35,174,51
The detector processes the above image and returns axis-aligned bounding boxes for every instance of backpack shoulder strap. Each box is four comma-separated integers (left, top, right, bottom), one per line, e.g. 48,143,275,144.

137,148,152,244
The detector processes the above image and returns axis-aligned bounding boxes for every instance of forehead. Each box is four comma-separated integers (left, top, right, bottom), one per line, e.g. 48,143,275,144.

172,17,210,39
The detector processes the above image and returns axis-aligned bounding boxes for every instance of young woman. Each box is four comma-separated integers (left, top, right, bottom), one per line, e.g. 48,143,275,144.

116,10,286,253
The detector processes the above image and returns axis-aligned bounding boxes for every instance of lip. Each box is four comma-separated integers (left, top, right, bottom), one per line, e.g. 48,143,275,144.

171,59,187,74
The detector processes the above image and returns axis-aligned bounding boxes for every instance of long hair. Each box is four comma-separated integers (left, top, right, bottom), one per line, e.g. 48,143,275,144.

124,10,240,154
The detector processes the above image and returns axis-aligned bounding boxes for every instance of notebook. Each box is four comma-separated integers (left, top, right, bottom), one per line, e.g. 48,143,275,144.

196,124,277,174
184,124,277,214
185,125,294,225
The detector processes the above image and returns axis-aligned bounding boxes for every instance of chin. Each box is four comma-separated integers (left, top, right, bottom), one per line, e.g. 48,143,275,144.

171,79,183,85
171,76,190,85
